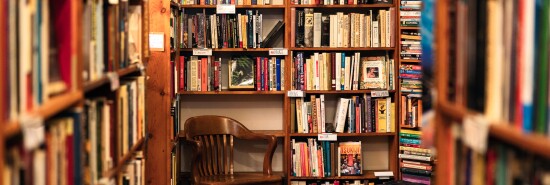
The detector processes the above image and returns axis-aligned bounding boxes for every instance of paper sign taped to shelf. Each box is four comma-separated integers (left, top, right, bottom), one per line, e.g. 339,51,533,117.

318,133,337,141
462,114,489,154
193,48,213,56
107,72,120,91
20,115,45,150
287,90,305,97
374,171,394,180
149,32,164,51
371,90,389,97
269,48,288,56
216,4,236,14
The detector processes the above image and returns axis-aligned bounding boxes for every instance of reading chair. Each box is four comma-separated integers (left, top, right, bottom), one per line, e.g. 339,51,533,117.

183,115,282,185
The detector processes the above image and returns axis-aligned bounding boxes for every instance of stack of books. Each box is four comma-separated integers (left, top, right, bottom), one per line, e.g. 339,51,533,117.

400,1,421,27
400,31,421,60
399,64,422,94
291,180,369,185
398,129,433,185
291,140,362,177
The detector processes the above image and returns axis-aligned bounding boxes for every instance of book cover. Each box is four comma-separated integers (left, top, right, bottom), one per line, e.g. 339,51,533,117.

296,10,305,47
360,57,387,89
304,8,314,47
339,141,362,175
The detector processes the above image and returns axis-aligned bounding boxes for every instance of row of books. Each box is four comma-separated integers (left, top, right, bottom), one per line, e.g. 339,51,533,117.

291,140,362,177
291,180,371,185
400,64,422,94
290,0,393,5
292,52,395,91
399,129,433,185
173,0,284,5
293,95,396,133
173,56,285,92
400,31,421,60
400,3,420,27
291,9,396,48
400,95,422,127
175,11,284,49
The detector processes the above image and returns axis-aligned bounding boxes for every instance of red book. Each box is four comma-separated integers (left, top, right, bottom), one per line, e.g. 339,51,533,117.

315,0,320,4
214,60,220,91
201,58,208,91
264,57,269,91
52,0,73,91
348,0,353,4
256,57,261,91
66,131,74,185
179,56,185,91
331,53,336,90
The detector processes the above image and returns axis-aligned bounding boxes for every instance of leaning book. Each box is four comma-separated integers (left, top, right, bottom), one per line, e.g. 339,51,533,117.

339,141,362,176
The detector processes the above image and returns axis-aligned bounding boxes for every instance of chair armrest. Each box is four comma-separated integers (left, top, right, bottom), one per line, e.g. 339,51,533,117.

241,132,277,176
182,138,203,182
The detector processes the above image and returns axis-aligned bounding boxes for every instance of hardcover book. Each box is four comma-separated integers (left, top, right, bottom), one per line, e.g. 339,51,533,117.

360,57,387,89
339,141,362,175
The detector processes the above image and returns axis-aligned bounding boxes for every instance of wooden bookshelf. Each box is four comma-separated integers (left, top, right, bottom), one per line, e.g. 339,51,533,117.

288,170,377,180
290,47,395,51
177,130,285,139
2,91,84,139
84,64,143,92
303,90,397,94
180,5,286,9
103,138,146,178
290,4,393,8
178,91,285,95
179,48,272,52
290,132,395,137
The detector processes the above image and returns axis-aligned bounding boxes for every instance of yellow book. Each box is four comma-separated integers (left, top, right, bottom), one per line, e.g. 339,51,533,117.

377,98,387,132
400,129,422,135
390,102,395,132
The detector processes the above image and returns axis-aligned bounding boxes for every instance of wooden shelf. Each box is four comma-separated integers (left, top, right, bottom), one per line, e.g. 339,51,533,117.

290,47,395,51
84,64,142,92
400,26,420,30
179,48,271,52
302,90,396,94
290,132,395,137
2,91,84,139
178,91,284,95
180,5,286,9
400,59,421,63
400,125,421,129
290,4,393,8
170,1,181,7
289,170,377,180
178,130,285,139
103,138,146,179
438,101,550,159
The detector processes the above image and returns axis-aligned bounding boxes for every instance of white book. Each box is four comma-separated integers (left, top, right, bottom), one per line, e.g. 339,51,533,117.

253,15,257,48
366,14,371,47
296,98,304,133
372,20,379,47
400,11,421,16
360,14,365,47
334,98,350,133
335,53,341,90
379,10,386,48
281,59,285,90
313,13,322,47
102,102,112,170
343,14,349,47
344,57,351,90
350,13,355,47
330,15,336,47
337,12,343,47
386,11,391,47
258,14,263,48
353,52,360,90
320,95,326,133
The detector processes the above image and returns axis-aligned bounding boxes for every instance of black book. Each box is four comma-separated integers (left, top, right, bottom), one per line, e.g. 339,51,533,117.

466,0,487,112
191,15,197,48
206,15,212,48
261,21,284,48
296,10,305,47
216,15,222,48
321,16,330,47
247,10,254,48
373,0,393,4
400,168,433,177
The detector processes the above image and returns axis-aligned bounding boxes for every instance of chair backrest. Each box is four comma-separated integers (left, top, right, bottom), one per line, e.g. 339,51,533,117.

184,115,255,176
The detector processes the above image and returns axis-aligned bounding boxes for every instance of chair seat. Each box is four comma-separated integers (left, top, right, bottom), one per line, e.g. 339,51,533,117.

196,173,282,185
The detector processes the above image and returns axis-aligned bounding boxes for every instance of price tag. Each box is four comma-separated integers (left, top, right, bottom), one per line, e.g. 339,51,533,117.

216,4,236,14
107,72,120,91
287,90,304,97
193,48,213,56
269,48,288,56
149,32,164,51
374,171,394,180
371,90,389,97
20,115,45,150
462,114,489,154
318,133,337,141
407,94,422,98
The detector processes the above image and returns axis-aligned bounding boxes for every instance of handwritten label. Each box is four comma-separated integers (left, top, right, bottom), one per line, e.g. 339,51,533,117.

374,171,394,180
318,133,337,141
107,72,120,91
149,32,164,51
193,48,213,56
287,90,305,97
371,90,389,97
20,115,45,150
462,115,489,154
269,48,288,56
216,4,236,14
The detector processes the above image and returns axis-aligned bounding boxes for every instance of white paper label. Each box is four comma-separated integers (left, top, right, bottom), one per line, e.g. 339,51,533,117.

462,114,489,154
107,72,120,91
371,90,389,97
149,33,164,51
287,90,305,97
318,133,337,141
193,48,213,56
374,171,394,179
216,4,236,14
269,48,288,56
20,115,45,150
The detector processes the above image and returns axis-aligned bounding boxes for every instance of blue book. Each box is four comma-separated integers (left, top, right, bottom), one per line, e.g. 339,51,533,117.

276,58,281,91
341,53,346,90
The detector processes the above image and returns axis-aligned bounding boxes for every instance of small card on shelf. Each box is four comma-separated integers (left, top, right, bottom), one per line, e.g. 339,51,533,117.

318,133,337,141
287,90,304,97
216,4,236,14
193,48,213,56
371,90,389,97
269,48,288,56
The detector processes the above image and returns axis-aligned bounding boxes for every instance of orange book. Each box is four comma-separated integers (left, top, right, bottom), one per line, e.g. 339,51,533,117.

201,58,208,91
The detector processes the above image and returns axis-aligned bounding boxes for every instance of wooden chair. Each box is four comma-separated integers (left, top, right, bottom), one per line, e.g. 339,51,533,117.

183,115,282,185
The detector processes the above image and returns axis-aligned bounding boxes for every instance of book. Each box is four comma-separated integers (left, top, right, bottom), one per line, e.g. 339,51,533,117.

360,57,387,89
339,141,362,176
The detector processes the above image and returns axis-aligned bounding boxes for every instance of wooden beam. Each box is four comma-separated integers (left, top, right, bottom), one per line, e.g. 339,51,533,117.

145,0,171,184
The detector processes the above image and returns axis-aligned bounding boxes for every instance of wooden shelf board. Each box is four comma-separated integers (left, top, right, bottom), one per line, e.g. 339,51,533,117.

290,132,395,137
290,47,395,51
179,48,271,52
178,130,285,139
103,138,146,178
178,91,284,95
289,170,377,180
438,101,550,159
400,125,421,129
290,4,393,8
400,59,421,63
400,26,420,30
3,91,84,139
303,90,396,94
84,64,142,92
180,5,285,9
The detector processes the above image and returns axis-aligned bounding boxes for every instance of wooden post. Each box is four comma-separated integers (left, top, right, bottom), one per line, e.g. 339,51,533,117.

146,0,172,184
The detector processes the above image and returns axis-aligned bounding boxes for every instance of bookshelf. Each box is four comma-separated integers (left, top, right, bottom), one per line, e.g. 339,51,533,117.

0,0,150,184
